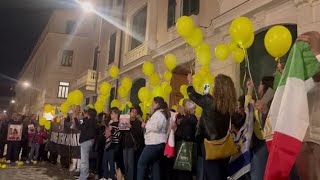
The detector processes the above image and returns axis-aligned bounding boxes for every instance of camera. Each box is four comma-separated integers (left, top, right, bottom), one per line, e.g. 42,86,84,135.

203,84,210,95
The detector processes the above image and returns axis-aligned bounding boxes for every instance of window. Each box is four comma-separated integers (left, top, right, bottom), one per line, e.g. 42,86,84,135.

240,25,297,91
57,82,69,99
182,0,199,16
66,20,76,34
61,50,73,67
130,6,147,50
108,87,116,109
85,97,90,105
108,32,117,65
167,0,176,28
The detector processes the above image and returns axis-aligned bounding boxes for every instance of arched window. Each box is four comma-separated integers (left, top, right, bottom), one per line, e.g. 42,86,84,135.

240,24,297,91
130,78,146,106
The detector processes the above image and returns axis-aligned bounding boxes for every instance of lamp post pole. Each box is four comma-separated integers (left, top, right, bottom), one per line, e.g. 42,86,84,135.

94,16,103,96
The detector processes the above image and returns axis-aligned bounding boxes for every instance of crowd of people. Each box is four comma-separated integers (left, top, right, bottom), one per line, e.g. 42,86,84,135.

0,31,319,180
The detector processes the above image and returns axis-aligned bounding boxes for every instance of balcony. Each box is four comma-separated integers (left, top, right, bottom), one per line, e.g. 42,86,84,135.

77,69,101,91
124,42,149,65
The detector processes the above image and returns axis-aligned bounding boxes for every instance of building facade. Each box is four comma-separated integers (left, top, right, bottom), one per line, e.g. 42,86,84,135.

15,9,98,114
16,0,320,114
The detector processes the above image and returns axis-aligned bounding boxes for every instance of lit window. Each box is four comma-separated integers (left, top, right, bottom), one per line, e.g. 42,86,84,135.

108,32,117,64
58,82,69,99
182,0,199,16
61,50,73,67
130,6,147,50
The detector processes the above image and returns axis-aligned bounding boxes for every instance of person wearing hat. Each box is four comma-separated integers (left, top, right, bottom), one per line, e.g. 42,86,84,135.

121,105,144,180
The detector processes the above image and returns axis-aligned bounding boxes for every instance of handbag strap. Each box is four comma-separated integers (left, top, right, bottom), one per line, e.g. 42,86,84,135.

129,131,137,145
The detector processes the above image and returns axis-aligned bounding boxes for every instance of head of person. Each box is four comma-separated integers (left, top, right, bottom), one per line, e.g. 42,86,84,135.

213,74,237,115
110,107,120,121
258,76,274,98
30,114,37,122
36,125,41,132
11,112,17,120
87,108,97,119
236,95,245,115
152,97,169,119
16,114,23,122
0,113,7,121
183,99,196,115
130,105,143,120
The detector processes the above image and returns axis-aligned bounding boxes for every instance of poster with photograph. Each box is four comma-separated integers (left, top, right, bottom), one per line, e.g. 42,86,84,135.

119,114,130,130
7,124,23,141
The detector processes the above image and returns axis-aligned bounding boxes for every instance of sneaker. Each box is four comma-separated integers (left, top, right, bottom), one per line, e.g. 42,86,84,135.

32,161,37,164
15,161,19,164
99,178,107,180
26,161,30,164
6,160,10,164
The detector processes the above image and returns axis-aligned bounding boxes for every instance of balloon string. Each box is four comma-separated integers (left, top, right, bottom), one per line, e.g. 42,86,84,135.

242,48,258,100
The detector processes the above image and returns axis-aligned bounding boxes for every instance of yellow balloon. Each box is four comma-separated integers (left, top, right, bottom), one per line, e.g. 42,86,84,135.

44,121,51,130
142,61,154,77
228,41,238,52
195,105,202,118
229,17,254,46
215,43,230,61
176,16,195,37
109,65,119,78
44,104,53,113
161,82,172,96
179,98,185,106
164,71,173,82
264,25,292,59
39,117,46,126
1,164,7,168
60,102,70,114
152,86,165,98
171,105,178,112
164,54,177,71
99,82,112,96
138,87,151,103
180,85,188,97
118,85,129,99
97,95,107,104
121,77,133,89
126,101,133,108
232,47,245,63
94,102,105,113
196,43,212,66
72,90,83,105
242,33,255,49
111,99,121,109
149,73,161,86
186,28,203,48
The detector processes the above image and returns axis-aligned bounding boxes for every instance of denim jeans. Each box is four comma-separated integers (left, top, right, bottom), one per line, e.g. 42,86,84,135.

28,143,40,161
137,143,165,180
250,140,268,180
79,139,94,180
123,148,135,180
103,144,121,179
6,141,21,162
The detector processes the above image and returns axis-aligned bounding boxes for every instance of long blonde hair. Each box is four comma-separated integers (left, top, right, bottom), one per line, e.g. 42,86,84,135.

212,74,237,115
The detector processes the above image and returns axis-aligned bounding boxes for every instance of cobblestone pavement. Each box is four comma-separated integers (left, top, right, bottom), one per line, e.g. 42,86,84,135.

0,162,75,180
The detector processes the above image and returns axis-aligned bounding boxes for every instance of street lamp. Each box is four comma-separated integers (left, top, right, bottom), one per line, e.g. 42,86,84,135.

11,100,15,104
22,81,30,88
80,1,94,13
3,110,7,113
80,1,102,96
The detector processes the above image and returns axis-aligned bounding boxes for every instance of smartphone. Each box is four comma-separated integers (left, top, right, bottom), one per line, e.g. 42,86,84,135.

203,84,210,95
261,88,275,104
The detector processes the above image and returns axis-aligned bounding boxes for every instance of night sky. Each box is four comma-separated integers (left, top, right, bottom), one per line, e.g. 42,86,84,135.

0,0,76,108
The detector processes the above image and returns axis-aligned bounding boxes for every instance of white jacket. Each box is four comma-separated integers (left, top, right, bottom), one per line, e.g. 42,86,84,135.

144,110,168,145
305,80,320,145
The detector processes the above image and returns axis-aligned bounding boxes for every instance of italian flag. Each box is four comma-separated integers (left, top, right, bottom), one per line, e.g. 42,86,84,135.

263,41,320,180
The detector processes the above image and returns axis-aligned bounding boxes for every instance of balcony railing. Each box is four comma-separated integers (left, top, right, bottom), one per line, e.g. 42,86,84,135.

77,69,101,91
124,42,149,65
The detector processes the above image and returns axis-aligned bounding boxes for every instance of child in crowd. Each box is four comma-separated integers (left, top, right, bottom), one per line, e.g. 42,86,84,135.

26,125,47,164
